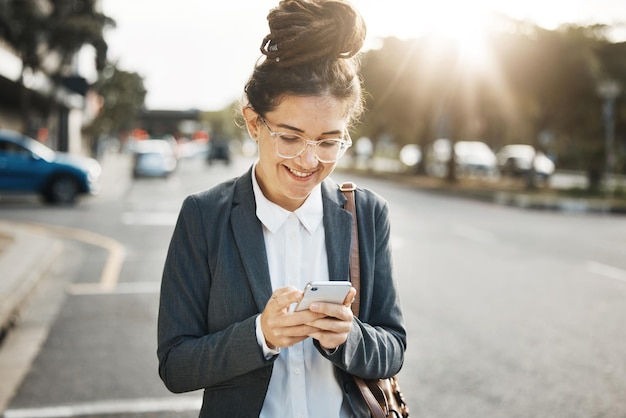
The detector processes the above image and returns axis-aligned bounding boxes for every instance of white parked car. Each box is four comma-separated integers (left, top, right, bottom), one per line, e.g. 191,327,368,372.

131,139,177,178
425,138,499,179
496,144,555,180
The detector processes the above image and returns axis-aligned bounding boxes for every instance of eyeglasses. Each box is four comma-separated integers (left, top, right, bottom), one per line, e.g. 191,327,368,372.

258,116,352,163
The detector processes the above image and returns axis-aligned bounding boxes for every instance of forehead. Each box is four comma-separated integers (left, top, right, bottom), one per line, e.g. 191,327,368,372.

270,95,349,128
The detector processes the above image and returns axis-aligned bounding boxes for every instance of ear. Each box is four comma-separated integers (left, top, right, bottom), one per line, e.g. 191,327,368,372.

242,106,260,141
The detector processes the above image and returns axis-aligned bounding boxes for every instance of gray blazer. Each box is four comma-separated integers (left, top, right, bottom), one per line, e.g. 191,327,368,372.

157,167,406,417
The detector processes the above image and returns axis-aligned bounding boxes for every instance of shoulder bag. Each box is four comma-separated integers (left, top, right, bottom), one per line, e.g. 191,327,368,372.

340,182,410,418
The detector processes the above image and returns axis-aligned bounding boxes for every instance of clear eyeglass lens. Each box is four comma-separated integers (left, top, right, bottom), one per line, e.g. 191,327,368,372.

259,116,350,163
275,134,345,162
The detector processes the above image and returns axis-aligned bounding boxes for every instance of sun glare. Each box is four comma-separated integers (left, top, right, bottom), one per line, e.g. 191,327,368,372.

360,1,497,71
426,16,492,71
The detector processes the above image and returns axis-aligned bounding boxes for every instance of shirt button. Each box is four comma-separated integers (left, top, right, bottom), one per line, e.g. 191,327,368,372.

294,368,301,375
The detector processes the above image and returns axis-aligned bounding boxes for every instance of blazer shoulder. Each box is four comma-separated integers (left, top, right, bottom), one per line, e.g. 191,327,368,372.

186,167,253,210
356,185,387,206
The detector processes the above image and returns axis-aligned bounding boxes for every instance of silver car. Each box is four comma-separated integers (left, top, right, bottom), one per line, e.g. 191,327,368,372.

496,144,555,180
131,139,177,178
425,138,499,179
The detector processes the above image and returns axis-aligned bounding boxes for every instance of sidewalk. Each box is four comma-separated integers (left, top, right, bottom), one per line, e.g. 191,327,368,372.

0,151,132,342
0,221,63,341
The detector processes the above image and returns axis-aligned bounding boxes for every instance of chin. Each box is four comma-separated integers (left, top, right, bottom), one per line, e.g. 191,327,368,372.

285,186,314,201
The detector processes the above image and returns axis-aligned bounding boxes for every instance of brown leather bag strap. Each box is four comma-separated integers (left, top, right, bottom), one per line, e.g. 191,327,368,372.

340,181,361,317
354,377,387,418
340,182,386,418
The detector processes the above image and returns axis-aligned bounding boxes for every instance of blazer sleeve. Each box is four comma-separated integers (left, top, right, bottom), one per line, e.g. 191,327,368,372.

157,193,273,394
318,189,406,380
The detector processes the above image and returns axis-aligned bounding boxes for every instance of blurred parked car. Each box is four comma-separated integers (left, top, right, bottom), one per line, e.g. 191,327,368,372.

0,129,101,204
425,138,499,179
131,139,177,178
177,139,209,159
206,135,231,165
496,144,555,180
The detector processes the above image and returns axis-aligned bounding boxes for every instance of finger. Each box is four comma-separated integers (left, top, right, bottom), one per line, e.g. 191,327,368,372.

309,327,350,350
262,282,338,349
342,288,357,306
309,301,354,321
267,323,321,349
266,286,302,311
308,314,353,333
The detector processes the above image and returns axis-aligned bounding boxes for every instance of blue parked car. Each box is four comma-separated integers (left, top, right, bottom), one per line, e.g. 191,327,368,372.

0,129,101,204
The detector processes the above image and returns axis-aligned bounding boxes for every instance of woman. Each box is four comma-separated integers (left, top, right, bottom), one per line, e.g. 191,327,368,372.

157,0,406,416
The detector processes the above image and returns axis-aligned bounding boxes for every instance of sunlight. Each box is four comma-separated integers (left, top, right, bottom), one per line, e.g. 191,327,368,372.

419,4,493,71
355,0,520,139
357,0,497,71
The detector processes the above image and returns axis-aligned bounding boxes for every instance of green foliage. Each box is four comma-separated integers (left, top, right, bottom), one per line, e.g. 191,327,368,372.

46,0,115,72
0,0,116,136
201,103,246,141
0,0,47,71
0,0,114,76
86,65,147,139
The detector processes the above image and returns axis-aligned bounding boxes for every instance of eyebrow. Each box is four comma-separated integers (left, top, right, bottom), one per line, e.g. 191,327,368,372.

274,122,343,137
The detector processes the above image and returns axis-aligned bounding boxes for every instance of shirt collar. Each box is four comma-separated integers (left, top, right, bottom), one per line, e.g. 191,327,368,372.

252,162,324,234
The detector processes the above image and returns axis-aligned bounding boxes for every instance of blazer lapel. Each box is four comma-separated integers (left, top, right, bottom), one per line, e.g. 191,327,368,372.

322,180,353,283
229,172,353,311
231,169,273,312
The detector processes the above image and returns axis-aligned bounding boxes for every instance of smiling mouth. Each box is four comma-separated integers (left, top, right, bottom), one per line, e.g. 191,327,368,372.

286,166,314,179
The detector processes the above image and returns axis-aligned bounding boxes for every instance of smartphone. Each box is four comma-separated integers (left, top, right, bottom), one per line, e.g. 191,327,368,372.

294,281,352,312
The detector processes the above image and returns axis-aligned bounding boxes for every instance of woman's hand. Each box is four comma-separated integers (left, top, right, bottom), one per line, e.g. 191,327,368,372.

260,286,325,349
306,287,357,350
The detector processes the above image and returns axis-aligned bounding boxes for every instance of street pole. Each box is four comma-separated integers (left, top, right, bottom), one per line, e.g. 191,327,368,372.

597,80,621,207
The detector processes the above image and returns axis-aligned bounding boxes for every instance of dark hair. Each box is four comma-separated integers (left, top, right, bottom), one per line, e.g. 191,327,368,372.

243,0,366,125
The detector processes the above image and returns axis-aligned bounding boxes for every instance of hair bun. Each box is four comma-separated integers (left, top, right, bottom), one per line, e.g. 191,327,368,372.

260,0,366,67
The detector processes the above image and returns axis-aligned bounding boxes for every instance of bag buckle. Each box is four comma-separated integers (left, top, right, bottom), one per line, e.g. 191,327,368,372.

340,181,357,192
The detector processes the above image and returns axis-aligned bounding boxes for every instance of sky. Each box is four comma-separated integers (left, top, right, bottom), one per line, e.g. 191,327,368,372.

99,0,626,112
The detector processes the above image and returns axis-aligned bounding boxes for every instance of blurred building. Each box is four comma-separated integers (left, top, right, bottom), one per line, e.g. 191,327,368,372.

137,109,203,140
0,1,101,156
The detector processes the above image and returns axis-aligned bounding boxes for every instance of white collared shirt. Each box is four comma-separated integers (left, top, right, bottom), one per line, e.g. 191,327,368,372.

251,164,349,418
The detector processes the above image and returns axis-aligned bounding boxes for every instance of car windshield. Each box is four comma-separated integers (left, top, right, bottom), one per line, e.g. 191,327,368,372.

23,136,55,161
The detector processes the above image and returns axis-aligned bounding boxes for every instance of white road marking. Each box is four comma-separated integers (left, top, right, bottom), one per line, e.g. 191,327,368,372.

586,261,626,283
19,223,125,291
4,396,202,418
452,224,498,245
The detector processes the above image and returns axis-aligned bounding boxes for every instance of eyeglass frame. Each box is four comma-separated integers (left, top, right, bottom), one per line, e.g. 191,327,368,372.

257,115,352,163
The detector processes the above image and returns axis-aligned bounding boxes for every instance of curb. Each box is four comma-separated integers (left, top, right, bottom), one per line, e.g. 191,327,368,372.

337,167,626,215
493,191,626,214
0,222,63,341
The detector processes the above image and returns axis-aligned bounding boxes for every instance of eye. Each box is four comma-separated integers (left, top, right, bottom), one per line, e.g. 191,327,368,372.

319,139,341,148
277,133,302,142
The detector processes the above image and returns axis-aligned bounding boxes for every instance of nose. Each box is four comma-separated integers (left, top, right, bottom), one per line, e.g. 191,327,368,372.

298,142,319,167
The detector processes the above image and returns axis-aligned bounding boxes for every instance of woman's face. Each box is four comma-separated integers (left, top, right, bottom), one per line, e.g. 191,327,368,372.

244,95,349,211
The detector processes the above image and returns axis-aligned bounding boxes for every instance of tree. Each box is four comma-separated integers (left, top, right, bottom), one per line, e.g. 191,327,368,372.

46,0,114,74
0,0,47,134
358,18,626,182
86,64,147,143
0,0,115,136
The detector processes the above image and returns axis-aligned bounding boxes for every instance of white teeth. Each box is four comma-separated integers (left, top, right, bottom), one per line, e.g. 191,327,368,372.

287,167,312,178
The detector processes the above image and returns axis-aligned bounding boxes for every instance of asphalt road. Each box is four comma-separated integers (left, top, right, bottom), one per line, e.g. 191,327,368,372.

1,151,625,417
